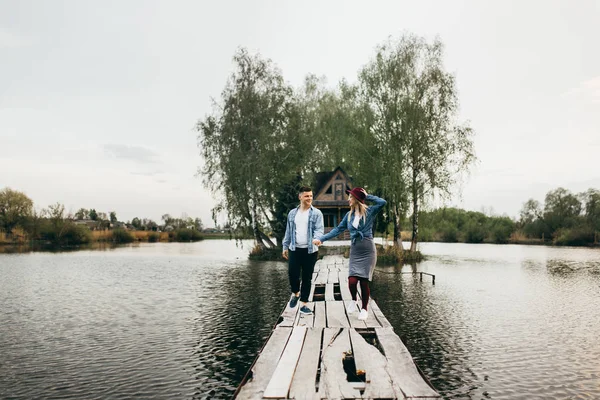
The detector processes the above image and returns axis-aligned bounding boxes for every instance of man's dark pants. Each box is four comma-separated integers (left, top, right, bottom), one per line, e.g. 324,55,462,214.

288,248,318,303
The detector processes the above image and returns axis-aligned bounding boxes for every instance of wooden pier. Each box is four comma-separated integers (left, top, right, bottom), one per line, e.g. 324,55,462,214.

234,255,440,400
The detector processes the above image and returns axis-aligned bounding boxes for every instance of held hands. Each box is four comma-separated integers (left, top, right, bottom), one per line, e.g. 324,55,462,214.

312,239,322,246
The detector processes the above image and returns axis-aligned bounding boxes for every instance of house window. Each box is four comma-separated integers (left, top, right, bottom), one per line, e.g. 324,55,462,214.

334,183,343,200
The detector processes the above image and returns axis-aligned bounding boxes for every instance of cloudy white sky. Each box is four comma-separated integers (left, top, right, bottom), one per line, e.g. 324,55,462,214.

1,0,599,226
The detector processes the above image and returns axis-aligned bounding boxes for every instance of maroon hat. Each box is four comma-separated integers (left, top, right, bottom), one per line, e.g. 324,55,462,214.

346,187,367,203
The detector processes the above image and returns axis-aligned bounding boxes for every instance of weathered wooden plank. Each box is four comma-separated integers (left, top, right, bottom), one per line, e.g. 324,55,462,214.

338,272,352,301
325,301,350,328
325,283,335,301
327,269,339,284
364,298,382,328
376,327,441,399
345,300,367,329
313,260,323,272
313,301,326,328
308,282,315,302
288,328,322,400
236,327,293,400
370,298,392,329
295,302,314,328
264,327,307,399
327,255,346,265
349,328,396,399
279,295,299,327
236,256,440,400
318,328,361,399
314,271,328,285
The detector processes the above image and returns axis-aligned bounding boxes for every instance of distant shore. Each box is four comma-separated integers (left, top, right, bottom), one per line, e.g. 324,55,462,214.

0,229,236,247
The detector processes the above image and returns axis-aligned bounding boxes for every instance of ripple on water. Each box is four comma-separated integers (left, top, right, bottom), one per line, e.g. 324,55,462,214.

1,242,600,399
373,244,600,400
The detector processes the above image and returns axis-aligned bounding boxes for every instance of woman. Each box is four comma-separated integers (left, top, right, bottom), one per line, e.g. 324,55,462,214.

313,187,386,320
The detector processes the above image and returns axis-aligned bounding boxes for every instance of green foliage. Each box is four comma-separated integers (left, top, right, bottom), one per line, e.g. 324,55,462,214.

375,244,424,264
271,174,303,247
196,37,477,252
75,208,88,220
543,187,582,231
147,232,159,242
416,208,515,244
519,199,542,225
553,227,595,246
417,226,436,242
487,216,515,244
173,228,203,242
61,224,93,244
131,217,142,230
582,189,600,231
111,228,134,244
248,245,284,261
416,186,599,246
89,209,98,221
357,34,476,249
0,187,34,234
439,221,459,242
39,221,92,245
464,219,486,243
521,218,550,239
517,188,598,245
196,48,306,248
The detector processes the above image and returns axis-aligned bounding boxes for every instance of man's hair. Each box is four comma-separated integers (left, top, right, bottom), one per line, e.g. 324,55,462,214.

298,186,312,194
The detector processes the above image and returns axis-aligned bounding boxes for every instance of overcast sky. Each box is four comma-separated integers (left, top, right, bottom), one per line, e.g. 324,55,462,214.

1,0,599,226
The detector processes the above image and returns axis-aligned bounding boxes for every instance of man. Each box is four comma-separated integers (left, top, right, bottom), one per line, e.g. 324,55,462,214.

282,186,324,315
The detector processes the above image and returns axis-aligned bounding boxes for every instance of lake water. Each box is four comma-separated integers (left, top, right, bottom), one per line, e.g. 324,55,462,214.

1,241,599,399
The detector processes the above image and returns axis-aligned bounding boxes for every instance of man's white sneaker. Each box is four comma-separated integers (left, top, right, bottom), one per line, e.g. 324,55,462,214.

358,309,368,320
346,301,357,313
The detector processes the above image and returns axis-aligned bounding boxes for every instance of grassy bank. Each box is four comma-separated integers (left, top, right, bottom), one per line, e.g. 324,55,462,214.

0,227,205,247
93,228,204,243
248,243,423,264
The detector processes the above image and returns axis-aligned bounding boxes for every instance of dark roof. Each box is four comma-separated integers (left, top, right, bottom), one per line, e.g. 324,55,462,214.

314,166,351,195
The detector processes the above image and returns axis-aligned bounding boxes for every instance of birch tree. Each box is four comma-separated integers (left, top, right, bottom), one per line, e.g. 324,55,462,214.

359,34,475,251
197,48,300,248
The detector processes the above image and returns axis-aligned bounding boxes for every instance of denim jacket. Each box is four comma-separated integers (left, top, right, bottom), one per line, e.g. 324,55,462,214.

282,205,324,254
318,194,387,244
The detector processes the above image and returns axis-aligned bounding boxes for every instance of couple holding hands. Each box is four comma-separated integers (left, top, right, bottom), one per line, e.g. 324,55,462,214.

282,185,386,321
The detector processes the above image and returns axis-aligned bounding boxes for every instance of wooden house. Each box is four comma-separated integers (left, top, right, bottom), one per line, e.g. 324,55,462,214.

313,167,352,239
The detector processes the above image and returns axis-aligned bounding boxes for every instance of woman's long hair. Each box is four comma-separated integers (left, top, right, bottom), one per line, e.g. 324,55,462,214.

348,197,368,224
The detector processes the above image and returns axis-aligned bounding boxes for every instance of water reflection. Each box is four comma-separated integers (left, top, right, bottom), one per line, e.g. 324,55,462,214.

188,259,289,399
374,242,600,399
1,241,599,399
373,264,481,397
0,242,122,254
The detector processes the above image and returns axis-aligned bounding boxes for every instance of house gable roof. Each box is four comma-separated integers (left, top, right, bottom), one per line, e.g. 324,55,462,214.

313,167,353,206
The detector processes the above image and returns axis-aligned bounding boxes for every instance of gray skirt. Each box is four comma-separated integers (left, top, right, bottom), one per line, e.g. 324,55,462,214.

349,237,376,281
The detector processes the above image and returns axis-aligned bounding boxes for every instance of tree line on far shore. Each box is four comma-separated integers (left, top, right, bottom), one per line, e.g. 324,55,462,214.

0,187,206,246
393,186,599,246
3,184,598,249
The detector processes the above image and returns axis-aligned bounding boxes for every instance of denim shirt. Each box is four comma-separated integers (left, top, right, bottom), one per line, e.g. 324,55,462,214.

318,194,387,244
282,205,324,254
